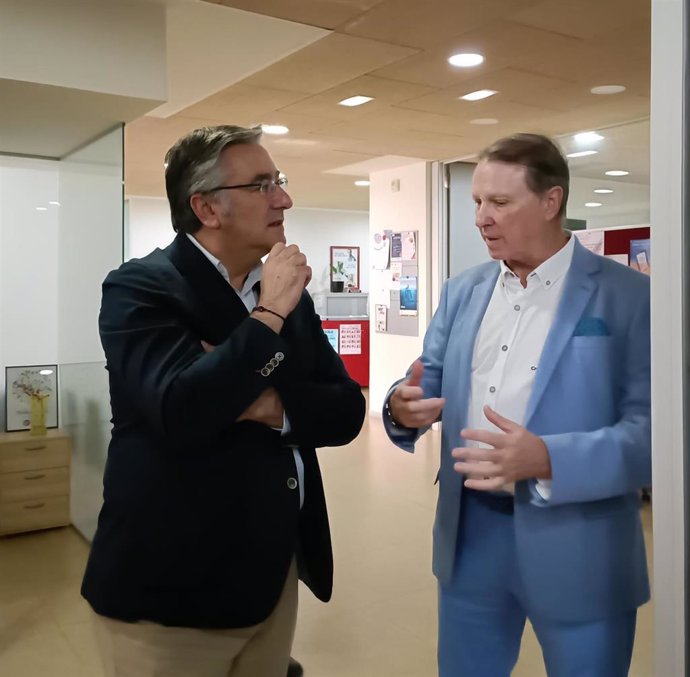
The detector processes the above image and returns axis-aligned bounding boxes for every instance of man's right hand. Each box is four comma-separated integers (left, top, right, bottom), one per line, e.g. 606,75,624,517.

259,243,312,319
388,359,445,428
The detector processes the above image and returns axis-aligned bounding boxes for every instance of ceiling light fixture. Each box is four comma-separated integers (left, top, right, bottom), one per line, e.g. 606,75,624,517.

585,202,603,207
591,85,626,95
36,207,47,211
566,150,598,158
574,131,604,144
459,89,497,101
594,189,614,194
470,118,499,125
339,95,374,107
448,53,484,68
605,170,629,176
261,124,289,135
354,180,370,187
49,200,60,206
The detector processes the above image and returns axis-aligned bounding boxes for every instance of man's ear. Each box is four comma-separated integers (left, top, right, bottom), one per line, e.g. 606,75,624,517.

190,193,222,230
543,186,564,221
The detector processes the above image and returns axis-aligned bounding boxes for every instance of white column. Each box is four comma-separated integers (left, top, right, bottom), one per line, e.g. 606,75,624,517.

650,0,686,674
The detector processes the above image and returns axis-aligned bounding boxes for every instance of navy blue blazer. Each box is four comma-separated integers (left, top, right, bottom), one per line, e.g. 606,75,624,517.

82,234,365,628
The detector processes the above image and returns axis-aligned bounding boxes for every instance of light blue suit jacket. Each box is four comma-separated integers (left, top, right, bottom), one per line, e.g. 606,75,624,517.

385,238,651,622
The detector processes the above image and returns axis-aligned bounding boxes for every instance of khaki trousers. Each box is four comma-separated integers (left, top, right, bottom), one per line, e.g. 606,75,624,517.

92,560,298,677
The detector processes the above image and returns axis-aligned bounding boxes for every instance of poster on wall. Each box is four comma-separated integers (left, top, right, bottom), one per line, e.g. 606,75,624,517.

629,239,650,275
372,232,390,270
5,364,59,432
330,246,360,290
339,324,362,355
375,305,387,332
390,261,402,290
573,230,604,255
399,276,418,316
323,328,339,353
401,231,417,261
390,232,403,260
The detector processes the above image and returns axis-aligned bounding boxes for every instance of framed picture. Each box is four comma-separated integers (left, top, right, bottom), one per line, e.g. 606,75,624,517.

5,365,59,432
330,246,360,292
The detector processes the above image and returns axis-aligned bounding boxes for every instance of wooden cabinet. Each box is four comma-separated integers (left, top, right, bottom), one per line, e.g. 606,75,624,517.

0,430,71,535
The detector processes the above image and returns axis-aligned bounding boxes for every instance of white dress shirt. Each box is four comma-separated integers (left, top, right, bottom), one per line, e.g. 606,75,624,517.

186,234,304,507
466,235,575,499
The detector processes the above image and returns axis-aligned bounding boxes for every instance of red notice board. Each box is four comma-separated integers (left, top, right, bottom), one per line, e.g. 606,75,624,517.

321,319,369,387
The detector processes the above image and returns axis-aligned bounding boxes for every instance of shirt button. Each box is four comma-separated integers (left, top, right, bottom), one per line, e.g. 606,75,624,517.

545,280,551,286
514,305,520,311
531,366,537,371
501,345,508,351
287,478,298,490
489,386,496,393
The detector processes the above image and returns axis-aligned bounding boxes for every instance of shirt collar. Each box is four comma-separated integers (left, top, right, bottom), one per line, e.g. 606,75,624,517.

499,233,574,291
186,233,262,294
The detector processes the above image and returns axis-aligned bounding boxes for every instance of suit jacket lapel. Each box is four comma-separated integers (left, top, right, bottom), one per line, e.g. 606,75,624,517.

165,234,250,343
524,238,600,426
453,266,499,431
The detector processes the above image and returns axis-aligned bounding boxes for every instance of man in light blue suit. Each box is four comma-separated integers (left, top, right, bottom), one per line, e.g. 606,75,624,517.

384,134,650,677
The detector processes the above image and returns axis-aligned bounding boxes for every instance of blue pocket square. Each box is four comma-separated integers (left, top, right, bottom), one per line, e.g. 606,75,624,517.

573,317,610,336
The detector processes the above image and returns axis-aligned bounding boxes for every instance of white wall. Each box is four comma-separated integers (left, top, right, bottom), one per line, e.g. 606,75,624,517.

650,0,686,673
0,157,60,430
369,161,431,414
125,197,370,294
0,0,166,100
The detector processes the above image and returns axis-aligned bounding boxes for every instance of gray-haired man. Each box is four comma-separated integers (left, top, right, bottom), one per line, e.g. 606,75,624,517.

82,125,366,677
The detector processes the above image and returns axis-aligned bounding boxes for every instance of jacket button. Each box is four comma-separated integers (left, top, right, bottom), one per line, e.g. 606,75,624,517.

287,477,298,490
276,352,284,361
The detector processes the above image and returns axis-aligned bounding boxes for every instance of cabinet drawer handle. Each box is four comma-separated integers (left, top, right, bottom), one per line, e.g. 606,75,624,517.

23,474,46,481
23,503,46,510
24,445,46,451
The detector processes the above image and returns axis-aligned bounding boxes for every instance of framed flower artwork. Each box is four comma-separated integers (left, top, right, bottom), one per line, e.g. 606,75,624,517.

5,365,59,432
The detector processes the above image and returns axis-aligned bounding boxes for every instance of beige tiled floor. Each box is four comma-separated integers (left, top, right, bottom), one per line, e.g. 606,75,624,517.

0,410,653,677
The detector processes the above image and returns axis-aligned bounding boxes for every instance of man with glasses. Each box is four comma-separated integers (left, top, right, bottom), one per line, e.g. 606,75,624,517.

82,125,366,677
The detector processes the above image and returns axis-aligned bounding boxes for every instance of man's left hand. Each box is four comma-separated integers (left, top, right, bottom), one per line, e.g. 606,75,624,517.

451,406,552,491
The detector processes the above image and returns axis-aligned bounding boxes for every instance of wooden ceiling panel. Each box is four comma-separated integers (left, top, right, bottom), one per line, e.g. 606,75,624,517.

240,33,418,94
180,84,311,121
205,0,387,31
125,1,652,209
369,21,583,89
341,0,542,49
511,0,650,41
275,75,439,121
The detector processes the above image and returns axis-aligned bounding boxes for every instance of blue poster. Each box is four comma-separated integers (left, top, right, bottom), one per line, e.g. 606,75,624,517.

323,328,339,352
399,275,418,315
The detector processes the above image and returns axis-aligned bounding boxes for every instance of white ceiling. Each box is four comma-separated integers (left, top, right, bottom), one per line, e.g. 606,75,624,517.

121,0,651,213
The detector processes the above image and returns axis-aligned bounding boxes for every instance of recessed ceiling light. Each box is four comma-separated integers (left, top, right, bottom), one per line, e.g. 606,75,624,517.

49,201,61,206
39,369,54,375
566,150,598,158
585,202,603,207
459,89,497,101
606,170,629,176
470,118,499,125
261,124,289,135
594,188,614,194
591,85,626,95
36,207,47,211
448,53,484,68
354,180,370,187
574,131,604,144
339,95,374,107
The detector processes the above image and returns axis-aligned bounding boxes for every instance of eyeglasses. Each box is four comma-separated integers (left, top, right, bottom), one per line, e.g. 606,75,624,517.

204,176,288,195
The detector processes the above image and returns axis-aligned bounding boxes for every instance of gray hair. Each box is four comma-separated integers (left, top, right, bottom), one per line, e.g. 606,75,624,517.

164,125,263,234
